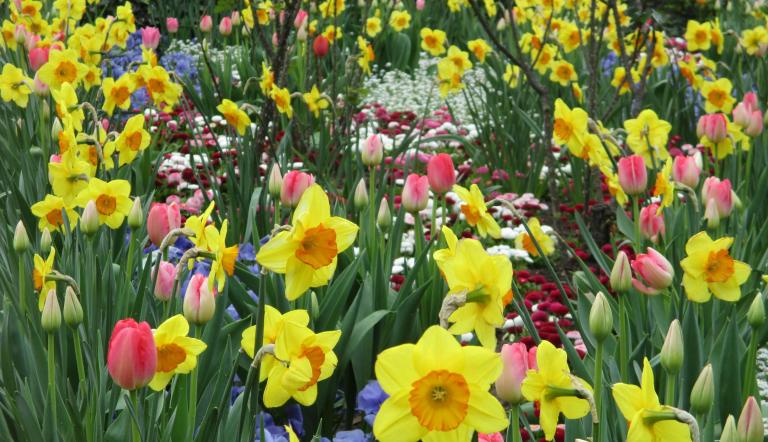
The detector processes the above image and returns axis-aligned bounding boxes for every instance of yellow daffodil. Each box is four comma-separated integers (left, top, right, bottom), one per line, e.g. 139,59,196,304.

185,202,216,251
452,184,501,239
701,78,736,114
262,321,341,407
445,45,473,74
56,122,78,155
389,10,411,32
437,58,463,96
77,126,113,173
73,178,133,229
558,22,582,53
322,25,342,42
710,19,724,54
467,39,492,63
680,231,751,303
612,358,692,442
532,44,556,74
318,0,345,17
302,86,329,118
116,114,150,166
31,194,78,232
33,248,56,310
604,170,629,206
0,64,32,108
623,109,671,167
38,49,88,89
521,340,592,441
741,27,768,56
611,67,639,95
256,184,358,300
259,63,274,96
270,85,293,119
52,82,85,132
652,158,675,211
419,27,447,56
241,306,310,381
205,220,239,292
549,59,577,86
149,314,207,391
357,36,375,75
373,325,507,441
365,16,382,37
82,65,101,91
515,217,555,257
139,65,182,109
503,63,521,88
553,98,588,152
101,75,134,116
49,150,91,204
285,426,299,442
685,20,711,52
434,230,513,348
217,99,252,135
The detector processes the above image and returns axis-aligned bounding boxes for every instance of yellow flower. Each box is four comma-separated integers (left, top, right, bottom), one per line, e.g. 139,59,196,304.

256,1,272,25
700,78,736,114
270,85,293,119
553,98,588,151
434,231,513,348
357,36,375,75
445,45,473,74
611,67,639,95
259,62,274,96
373,326,507,441
285,426,299,442
623,109,671,167
521,340,592,441
241,306,309,381
101,75,134,116
31,194,78,232
0,64,32,108
205,220,239,292
217,99,251,135
318,0,345,17
419,27,447,56
452,184,500,239
467,39,492,63
389,10,411,32
652,158,674,211
365,16,382,37
503,63,521,88
82,65,101,91
149,314,207,391
684,20,711,52
604,170,629,206
302,85,329,118
612,358,692,442
33,248,56,310
116,114,150,166
185,202,216,251
741,26,768,56
37,49,88,89
139,65,182,109
549,59,577,86
515,217,554,257
48,150,91,204
77,126,113,173
558,22,581,53
437,58,463,97
322,25,342,42
710,19,724,54
262,321,341,407
256,184,359,300
52,82,85,132
680,231,751,303
73,178,133,229
483,0,496,16
532,44,556,74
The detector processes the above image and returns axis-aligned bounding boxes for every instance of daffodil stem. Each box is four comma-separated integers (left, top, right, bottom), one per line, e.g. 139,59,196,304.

73,328,86,388
130,390,140,442
619,295,629,381
593,342,604,442
47,333,57,426
189,326,200,440
742,330,759,399
506,406,521,442
18,256,26,323
664,374,676,407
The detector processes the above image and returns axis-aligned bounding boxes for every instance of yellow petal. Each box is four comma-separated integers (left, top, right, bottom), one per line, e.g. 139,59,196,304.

263,364,291,408
325,216,359,252
465,386,508,433
375,343,418,392
460,346,501,385
683,273,711,303
256,231,297,273
293,184,329,224
373,389,427,442
148,371,175,392
413,326,463,375
155,314,189,342
285,257,317,300
611,384,644,420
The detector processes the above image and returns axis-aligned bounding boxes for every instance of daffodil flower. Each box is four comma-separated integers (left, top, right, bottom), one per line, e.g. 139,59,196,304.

149,315,207,391
452,184,501,239
681,231,751,302
241,306,309,381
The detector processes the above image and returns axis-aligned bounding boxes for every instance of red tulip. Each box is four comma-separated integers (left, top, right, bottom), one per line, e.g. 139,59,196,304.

107,319,157,390
426,153,456,194
313,35,329,58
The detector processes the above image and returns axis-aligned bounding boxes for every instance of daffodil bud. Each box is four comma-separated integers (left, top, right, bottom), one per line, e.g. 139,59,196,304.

354,179,368,210
610,251,632,292
376,197,391,231
310,291,320,320
40,228,52,255
738,396,763,442
748,294,765,329
690,364,714,414
41,289,61,332
268,164,283,199
589,292,613,342
128,197,143,229
720,415,738,442
660,319,684,374
51,117,62,141
13,220,30,252
63,286,83,326
80,201,99,235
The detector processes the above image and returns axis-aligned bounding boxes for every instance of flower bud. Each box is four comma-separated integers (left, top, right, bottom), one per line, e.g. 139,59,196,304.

63,286,83,326
166,18,179,34
147,202,181,246
80,200,100,235
13,220,30,252
672,155,701,188
638,204,665,244
184,274,216,325
199,15,213,33
426,153,456,195
33,72,49,96
231,11,241,26
610,251,632,292
495,343,536,404
51,117,63,141
721,415,738,442
313,35,329,57
617,155,647,196
689,364,714,415
631,248,674,295
354,178,369,210
107,318,157,390
140,26,161,50
402,174,429,212
41,289,61,332
589,292,613,342
748,294,765,329
40,228,52,255
361,134,384,166
701,177,733,219
127,197,143,229
377,197,391,231
219,17,233,36
153,261,177,301
280,171,315,208
697,113,728,143
268,163,283,199
660,319,684,374
738,396,763,442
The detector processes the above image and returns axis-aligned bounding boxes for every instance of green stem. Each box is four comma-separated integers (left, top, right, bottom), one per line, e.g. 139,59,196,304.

73,328,86,387
619,295,629,381
18,256,26,322
632,196,641,250
189,326,200,440
506,406,521,442
130,390,140,442
665,373,676,407
48,333,57,426
742,330,759,399
368,166,376,241
593,341,604,442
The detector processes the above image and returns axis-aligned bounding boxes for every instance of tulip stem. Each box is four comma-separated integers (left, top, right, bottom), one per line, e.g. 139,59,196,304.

619,295,629,381
47,333,57,426
742,330,759,399
18,256,26,323
130,390,140,442
664,374,676,407
506,406,521,442
632,196,641,249
593,341,604,442
189,326,200,440
73,328,86,388
368,166,376,239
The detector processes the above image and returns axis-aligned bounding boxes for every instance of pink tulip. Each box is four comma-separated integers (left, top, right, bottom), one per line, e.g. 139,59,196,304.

28,47,49,71
153,261,177,301
701,176,733,218
672,154,701,188
416,0,426,10
617,155,647,196
696,113,728,143
199,15,213,32
140,26,161,50
639,203,665,243
426,153,456,194
478,433,503,442
294,10,308,28
183,274,216,325
280,171,315,207
33,72,49,96
495,343,537,405
147,202,181,246
401,174,430,212
230,11,241,26
166,17,179,34
107,318,157,390
361,134,384,166
219,17,232,36
738,396,763,442
733,93,764,137
631,248,674,295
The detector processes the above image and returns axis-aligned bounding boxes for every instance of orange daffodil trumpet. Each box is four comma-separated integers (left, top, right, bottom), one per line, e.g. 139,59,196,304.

149,315,207,391
256,184,359,300
681,231,751,303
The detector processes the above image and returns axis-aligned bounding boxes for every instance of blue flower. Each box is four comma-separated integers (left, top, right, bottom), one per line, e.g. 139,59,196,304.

356,381,389,426
239,242,256,261
333,430,370,442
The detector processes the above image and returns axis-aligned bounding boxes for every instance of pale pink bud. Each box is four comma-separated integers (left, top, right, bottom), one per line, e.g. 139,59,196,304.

426,153,456,194
416,0,426,9
701,176,733,218
146,203,181,247
153,261,176,301
183,274,216,325
219,17,233,36
401,174,429,212
280,171,315,207
672,155,701,188
166,17,179,34
738,397,763,442
617,155,647,195
33,72,49,96
28,47,49,71
231,11,241,26
140,26,161,50
631,247,674,295
199,15,213,32
696,113,728,143
639,203,665,243
495,343,537,404
272,32,279,47
361,134,384,166
294,10,308,28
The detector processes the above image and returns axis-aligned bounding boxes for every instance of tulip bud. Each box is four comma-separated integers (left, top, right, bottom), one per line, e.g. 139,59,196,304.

313,35,330,57
361,134,384,166
701,177,734,219
660,319,684,374
13,220,30,252
107,318,157,390
41,289,61,332
51,117,63,141
184,274,216,325
402,174,429,212
704,198,720,229
589,292,613,342
748,294,765,329
697,113,728,143
81,200,99,235
427,153,456,195
140,26,161,50
610,251,632,292
672,155,701,188
617,155,647,196
128,197,143,230
377,197,391,231
354,179,369,210
721,415,739,442
495,343,536,404
33,72,49,96
631,248,674,295
231,11,241,26
219,17,233,36
40,228,52,255
268,164,283,199
199,15,213,33
738,396,763,442
166,18,179,34
63,286,83,326
689,364,714,414
281,171,315,207
153,261,177,301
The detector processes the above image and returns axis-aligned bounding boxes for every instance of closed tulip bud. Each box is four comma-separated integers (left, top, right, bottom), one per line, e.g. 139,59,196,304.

748,294,765,328
660,319,684,374
495,342,537,404
731,190,743,211
41,289,61,332
296,25,308,42
281,171,315,207
701,177,733,218
402,174,430,212
40,228,52,255
153,261,177,301
361,134,384,166
166,18,179,34
63,286,83,326
589,292,613,342
697,113,728,143
313,35,329,57
631,248,674,295
107,318,157,390
354,179,368,210
720,415,738,442
33,72,49,96
28,47,49,71
704,198,720,229
184,274,216,325
147,202,181,246
81,200,100,235
738,396,763,442
690,364,714,415
610,251,632,292
377,197,391,231
13,220,30,252
639,203,665,243
427,153,456,195
219,17,233,36
199,15,213,32
672,155,701,188
268,164,283,199
128,198,143,229
140,26,161,50
617,155,647,195
416,0,426,9
231,11,241,26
